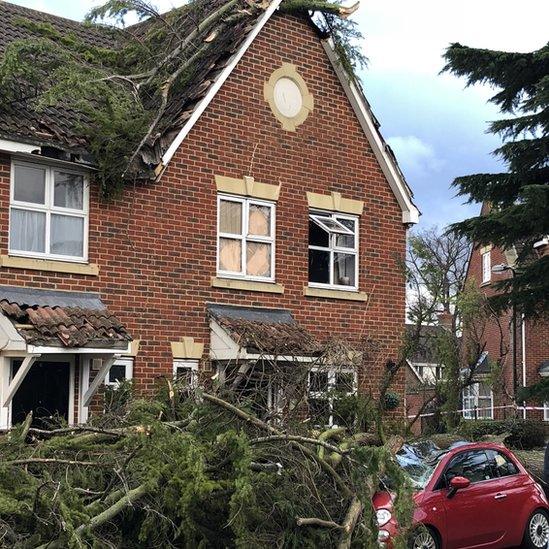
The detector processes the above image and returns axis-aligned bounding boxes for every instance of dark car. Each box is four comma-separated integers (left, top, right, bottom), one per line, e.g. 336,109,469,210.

374,441,549,548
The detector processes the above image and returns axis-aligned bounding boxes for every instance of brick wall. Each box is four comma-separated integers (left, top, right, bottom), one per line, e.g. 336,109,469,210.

0,14,408,413
467,236,549,421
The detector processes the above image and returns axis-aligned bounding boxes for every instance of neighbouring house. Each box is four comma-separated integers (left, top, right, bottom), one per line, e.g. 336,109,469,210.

464,203,549,423
0,0,418,429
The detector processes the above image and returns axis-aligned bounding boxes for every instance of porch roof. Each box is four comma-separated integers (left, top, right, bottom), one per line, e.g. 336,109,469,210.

208,303,318,356
0,286,131,349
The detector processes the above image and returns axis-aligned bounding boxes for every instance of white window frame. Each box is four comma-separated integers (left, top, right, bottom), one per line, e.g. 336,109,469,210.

308,367,357,428
462,382,494,419
9,160,89,263
105,358,134,387
217,194,276,282
481,251,491,284
173,359,199,388
544,402,549,422
308,210,359,291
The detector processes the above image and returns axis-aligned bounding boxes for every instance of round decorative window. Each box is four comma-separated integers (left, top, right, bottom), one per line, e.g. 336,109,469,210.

264,63,314,131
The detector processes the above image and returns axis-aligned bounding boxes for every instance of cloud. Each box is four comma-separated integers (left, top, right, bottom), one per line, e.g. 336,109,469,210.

387,135,443,177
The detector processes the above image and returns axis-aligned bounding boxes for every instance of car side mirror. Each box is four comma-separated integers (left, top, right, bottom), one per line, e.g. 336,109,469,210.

447,476,470,499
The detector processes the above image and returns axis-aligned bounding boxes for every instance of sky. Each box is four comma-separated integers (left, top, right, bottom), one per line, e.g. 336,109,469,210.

7,0,549,229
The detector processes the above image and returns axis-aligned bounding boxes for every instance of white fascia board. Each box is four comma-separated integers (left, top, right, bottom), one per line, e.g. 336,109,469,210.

160,0,284,168
320,39,420,225
0,139,40,155
0,315,27,352
27,344,131,355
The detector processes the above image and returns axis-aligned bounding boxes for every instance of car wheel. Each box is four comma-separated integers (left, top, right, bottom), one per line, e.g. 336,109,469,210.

522,509,549,549
408,527,440,549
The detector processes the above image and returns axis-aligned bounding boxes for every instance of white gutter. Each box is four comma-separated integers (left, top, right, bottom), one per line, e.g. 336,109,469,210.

160,0,283,168
0,139,40,155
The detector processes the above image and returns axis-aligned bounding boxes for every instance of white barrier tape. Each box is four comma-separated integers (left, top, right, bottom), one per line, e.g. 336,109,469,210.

408,403,548,419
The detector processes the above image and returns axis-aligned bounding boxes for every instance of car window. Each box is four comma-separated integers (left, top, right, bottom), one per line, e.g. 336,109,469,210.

490,450,519,477
444,450,495,484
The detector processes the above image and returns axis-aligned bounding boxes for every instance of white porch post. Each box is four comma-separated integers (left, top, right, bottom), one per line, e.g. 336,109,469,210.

1,354,41,408
82,355,118,407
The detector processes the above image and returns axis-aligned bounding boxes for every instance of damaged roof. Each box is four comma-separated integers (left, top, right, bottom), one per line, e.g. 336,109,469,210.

0,0,273,173
208,303,318,355
0,285,131,348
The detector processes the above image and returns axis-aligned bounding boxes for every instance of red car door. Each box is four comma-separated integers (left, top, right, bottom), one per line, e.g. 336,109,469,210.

439,449,508,548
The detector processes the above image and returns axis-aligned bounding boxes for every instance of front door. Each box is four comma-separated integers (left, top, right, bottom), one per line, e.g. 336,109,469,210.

11,361,71,428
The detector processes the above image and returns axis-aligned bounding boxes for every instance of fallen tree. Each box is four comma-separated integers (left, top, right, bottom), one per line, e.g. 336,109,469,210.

0,381,413,548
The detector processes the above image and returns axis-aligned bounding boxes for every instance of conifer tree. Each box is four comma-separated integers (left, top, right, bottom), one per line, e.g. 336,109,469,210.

443,42,549,318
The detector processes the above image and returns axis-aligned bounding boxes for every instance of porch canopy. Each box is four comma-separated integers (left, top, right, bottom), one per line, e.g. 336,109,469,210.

0,285,131,408
208,303,318,361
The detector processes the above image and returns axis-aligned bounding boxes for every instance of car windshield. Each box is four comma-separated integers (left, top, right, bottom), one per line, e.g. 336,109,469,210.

395,441,447,489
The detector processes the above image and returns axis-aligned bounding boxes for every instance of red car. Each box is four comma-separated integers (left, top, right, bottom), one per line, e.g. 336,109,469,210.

374,441,549,548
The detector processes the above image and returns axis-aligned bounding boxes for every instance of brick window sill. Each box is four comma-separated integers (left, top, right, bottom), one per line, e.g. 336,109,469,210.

0,255,99,276
211,276,284,294
304,286,368,302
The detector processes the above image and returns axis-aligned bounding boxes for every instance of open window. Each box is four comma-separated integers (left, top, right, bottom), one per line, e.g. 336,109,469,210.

217,195,275,281
308,211,358,290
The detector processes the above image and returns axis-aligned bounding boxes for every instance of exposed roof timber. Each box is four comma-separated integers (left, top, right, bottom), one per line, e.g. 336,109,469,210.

320,38,419,224
159,0,284,170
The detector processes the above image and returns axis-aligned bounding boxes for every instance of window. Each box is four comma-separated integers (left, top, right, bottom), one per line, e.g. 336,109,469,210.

462,382,493,419
9,161,88,261
544,402,549,422
489,450,519,477
444,450,494,485
308,367,356,427
105,358,133,387
217,195,275,281
308,211,358,290
481,251,491,283
173,360,199,388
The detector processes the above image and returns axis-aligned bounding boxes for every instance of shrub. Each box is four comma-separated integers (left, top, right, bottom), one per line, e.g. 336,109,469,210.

458,418,545,450
383,391,401,411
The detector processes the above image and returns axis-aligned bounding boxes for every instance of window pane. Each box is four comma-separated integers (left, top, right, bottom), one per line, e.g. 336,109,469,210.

219,238,242,272
309,248,330,283
334,253,355,286
335,218,356,248
50,214,84,257
108,364,126,383
246,242,271,277
445,451,493,484
10,209,46,252
493,452,518,477
309,398,330,425
219,200,242,235
54,172,84,210
309,371,329,392
309,219,329,247
175,366,194,384
335,372,354,393
13,164,46,204
248,204,270,236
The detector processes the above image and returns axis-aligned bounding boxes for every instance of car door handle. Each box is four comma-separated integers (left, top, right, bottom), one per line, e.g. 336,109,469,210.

494,493,507,500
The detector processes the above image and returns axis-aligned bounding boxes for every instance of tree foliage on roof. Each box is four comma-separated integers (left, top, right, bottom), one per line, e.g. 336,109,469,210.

442,42,549,318
0,0,366,199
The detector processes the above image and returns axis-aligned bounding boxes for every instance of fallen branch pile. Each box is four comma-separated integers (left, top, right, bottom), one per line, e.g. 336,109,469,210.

0,386,412,547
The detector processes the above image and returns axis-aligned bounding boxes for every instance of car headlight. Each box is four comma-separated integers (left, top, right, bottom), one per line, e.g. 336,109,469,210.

376,509,392,527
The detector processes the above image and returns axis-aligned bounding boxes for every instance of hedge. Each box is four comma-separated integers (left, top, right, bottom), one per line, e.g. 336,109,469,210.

458,418,546,450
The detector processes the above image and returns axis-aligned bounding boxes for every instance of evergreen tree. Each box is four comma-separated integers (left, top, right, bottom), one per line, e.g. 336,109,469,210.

443,42,549,318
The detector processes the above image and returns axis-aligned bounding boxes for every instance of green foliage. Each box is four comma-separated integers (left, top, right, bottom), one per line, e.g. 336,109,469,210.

383,390,401,411
518,377,549,403
457,418,545,450
443,42,549,318
0,386,413,547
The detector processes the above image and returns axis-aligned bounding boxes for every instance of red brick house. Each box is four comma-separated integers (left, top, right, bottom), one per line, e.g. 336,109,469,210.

464,204,549,422
0,1,418,429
